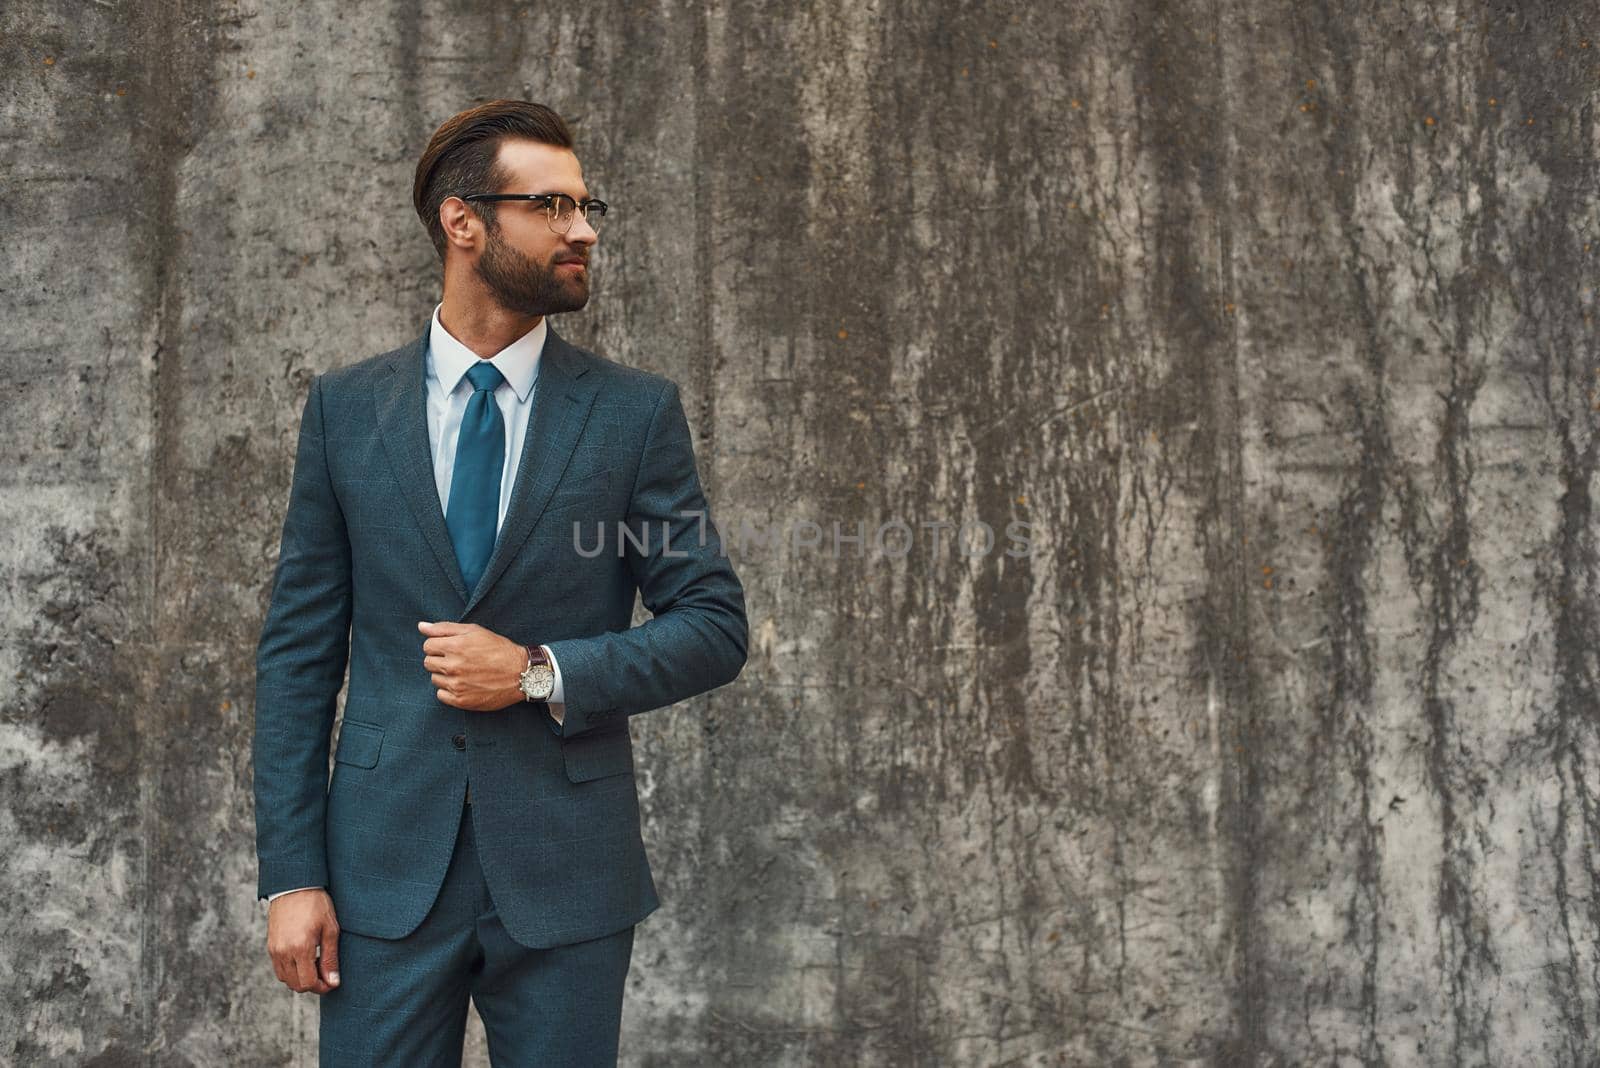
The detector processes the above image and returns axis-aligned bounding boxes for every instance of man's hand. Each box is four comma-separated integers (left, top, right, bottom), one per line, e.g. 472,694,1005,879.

267,889,341,994
418,621,526,711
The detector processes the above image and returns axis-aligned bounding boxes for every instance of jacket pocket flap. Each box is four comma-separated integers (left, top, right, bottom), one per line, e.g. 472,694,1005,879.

561,728,633,783
334,718,384,768
557,466,616,493
543,468,617,519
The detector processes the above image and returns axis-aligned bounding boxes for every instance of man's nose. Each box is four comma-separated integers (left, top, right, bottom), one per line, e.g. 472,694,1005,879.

566,213,599,245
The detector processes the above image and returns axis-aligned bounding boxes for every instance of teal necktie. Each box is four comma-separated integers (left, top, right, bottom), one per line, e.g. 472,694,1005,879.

445,362,507,594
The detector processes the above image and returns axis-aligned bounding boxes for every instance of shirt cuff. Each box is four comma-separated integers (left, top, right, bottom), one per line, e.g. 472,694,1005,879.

542,644,565,728
267,885,322,902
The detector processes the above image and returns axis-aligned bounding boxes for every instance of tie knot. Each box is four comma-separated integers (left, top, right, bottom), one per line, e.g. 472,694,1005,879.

465,362,505,393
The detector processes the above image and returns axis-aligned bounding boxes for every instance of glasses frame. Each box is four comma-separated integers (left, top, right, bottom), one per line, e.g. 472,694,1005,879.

459,192,608,234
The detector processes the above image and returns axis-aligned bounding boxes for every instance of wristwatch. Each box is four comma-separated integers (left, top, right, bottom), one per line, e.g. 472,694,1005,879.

518,644,556,702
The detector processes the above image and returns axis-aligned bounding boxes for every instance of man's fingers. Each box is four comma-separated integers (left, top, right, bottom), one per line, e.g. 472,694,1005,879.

320,918,342,989
418,620,471,637
268,936,302,990
289,941,318,992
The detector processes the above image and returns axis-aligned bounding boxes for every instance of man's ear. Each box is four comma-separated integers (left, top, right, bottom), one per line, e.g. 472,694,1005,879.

439,196,476,250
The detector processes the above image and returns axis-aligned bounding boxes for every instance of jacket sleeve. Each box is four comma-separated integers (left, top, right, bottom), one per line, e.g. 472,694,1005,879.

543,380,748,739
252,373,352,899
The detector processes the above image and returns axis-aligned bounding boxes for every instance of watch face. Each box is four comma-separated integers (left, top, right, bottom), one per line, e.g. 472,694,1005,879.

522,662,555,700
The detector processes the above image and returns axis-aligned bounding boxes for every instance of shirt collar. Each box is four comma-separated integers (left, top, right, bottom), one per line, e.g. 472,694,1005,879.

427,301,545,403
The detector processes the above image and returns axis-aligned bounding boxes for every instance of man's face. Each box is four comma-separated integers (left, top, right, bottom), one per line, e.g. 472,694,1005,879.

471,139,597,318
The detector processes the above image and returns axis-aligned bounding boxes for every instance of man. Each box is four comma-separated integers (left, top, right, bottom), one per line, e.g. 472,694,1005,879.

252,99,747,1066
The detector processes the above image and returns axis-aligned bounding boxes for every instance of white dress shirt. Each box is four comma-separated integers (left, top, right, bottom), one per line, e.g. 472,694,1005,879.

267,303,568,904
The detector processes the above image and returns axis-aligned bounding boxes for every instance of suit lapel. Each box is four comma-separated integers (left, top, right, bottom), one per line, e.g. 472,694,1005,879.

462,325,598,617
374,326,472,605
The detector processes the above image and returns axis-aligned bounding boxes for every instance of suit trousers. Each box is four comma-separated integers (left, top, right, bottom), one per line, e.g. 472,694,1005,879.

319,792,636,1066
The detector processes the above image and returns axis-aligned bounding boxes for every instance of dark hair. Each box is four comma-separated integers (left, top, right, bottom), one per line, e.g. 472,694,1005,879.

412,100,574,262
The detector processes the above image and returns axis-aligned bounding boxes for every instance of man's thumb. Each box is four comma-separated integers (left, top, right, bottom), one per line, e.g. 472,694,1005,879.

321,922,341,986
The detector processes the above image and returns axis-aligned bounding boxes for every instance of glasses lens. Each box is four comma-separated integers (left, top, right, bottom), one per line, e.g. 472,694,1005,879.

544,195,604,234
547,195,576,233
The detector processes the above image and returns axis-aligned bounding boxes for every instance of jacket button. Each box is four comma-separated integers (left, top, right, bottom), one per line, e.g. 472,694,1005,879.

452,733,466,750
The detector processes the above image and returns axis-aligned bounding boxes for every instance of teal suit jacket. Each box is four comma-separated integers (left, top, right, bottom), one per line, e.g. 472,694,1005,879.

252,320,748,948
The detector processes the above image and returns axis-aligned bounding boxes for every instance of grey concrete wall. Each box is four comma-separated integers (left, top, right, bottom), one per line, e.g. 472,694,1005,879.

3,0,1597,1064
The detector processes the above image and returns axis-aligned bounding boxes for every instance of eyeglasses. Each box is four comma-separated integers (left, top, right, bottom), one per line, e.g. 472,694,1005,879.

459,192,608,235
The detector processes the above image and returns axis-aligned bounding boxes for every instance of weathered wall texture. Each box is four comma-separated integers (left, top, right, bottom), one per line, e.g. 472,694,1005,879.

4,0,1599,1064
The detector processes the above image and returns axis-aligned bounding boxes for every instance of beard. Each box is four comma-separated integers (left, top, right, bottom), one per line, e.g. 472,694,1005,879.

473,222,589,318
